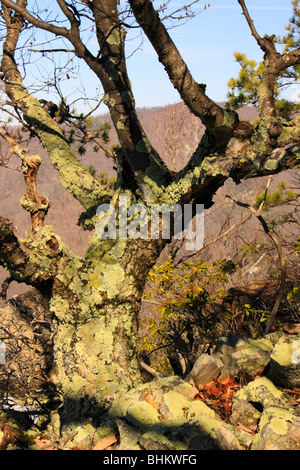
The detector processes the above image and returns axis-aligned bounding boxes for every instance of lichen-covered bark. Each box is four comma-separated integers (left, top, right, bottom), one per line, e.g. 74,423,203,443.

75,0,171,202
0,218,58,291
47,233,167,414
1,207,166,412
0,2,111,211
2,78,111,210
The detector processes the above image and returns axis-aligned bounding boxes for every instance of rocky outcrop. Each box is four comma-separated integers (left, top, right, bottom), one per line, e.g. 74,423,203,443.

187,332,300,391
1,297,299,450
187,335,274,385
251,406,300,450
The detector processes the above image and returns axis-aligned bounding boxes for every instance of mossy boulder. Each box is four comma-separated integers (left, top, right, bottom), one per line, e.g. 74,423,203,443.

230,399,262,429
251,406,300,450
109,375,252,450
267,334,300,391
138,414,251,451
233,377,293,409
214,335,273,379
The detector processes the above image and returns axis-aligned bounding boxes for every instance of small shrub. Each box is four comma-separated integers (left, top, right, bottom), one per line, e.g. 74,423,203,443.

141,259,270,375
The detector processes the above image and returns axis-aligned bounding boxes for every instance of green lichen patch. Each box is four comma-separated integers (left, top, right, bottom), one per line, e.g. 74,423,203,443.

188,400,219,421
251,406,300,450
278,115,300,146
263,158,279,171
106,25,126,46
234,377,292,408
126,402,161,428
163,390,192,418
222,109,239,129
248,337,274,353
9,78,109,210
50,295,71,322
269,334,300,366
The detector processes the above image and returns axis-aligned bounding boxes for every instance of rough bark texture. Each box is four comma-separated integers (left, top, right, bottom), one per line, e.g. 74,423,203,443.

49,233,166,416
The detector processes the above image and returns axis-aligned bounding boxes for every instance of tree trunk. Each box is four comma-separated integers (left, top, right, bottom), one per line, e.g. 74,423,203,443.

52,300,142,417
1,0,300,432
47,231,166,418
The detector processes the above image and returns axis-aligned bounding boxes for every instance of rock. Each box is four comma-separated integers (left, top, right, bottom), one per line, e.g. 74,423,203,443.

139,430,182,451
186,354,223,386
116,418,141,450
138,415,251,451
110,375,193,420
230,399,261,430
110,375,252,450
251,406,300,450
233,377,293,410
126,401,161,428
283,323,300,335
185,417,251,450
267,333,300,391
214,335,273,380
67,422,95,450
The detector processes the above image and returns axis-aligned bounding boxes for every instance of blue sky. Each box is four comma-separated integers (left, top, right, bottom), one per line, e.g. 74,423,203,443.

124,0,294,108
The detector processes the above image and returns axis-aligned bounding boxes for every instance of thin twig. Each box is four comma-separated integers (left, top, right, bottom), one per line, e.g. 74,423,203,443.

139,361,160,378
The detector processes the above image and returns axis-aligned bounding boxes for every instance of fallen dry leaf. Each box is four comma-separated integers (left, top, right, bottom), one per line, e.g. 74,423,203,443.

194,375,240,420
34,438,55,450
93,434,117,450
188,385,199,400
222,400,232,417
236,422,257,434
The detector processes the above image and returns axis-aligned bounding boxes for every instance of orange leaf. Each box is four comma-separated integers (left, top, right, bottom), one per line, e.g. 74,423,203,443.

195,392,206,401
34,438,55,450
223,400,232,417
219,375,238,387
93,435,117,450
205,378,222,397
188,385,199,400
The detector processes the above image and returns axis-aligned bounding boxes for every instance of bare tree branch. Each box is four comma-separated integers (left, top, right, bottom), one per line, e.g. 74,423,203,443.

237,0,276,54
1,0,70,36
129,0,239,150
0,127,50,228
